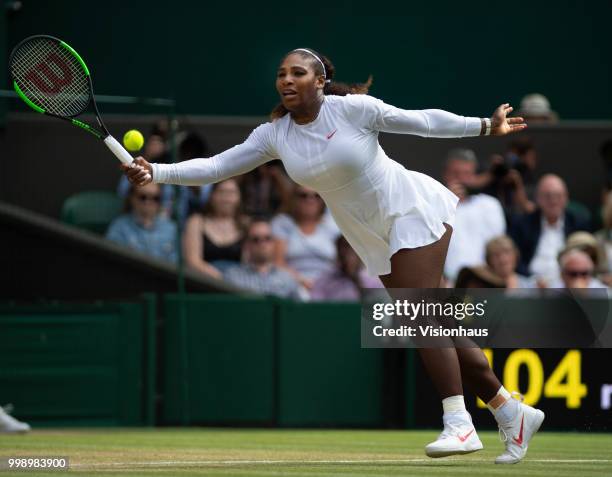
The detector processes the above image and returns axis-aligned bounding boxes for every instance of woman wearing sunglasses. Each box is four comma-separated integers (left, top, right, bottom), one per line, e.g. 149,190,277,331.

106,183,178,264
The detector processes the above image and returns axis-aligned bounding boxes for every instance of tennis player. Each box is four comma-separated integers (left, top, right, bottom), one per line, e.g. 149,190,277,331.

124,48,544,464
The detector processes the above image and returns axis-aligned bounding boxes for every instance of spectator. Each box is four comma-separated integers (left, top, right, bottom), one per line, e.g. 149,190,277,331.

311,236,383,301
241,161,293,216
595,192,612,284
485,235,534,288
183,179,246,279
517,93,558,124
106,183,178,263
224,218,304,299
549,248,606,289
166,132,212,225
455,265,506,289
479,137,538,216
271,185,340,289
118,130,211,225
565,232,606,274
510,174,590,285
0,404,30,434
442,149,506,281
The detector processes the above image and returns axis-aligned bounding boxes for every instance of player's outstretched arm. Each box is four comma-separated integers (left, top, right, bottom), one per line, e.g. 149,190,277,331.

416,103,527,138
347,95,527,138
122,124,276,188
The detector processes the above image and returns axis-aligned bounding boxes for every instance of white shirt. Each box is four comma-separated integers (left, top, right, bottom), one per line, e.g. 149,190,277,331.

528,217,565,284
152,94,482,276
444,193,506,280
151,95,481,190
270,212,340,281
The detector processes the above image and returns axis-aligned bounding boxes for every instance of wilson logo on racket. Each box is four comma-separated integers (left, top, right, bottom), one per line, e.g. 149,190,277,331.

25,52,73,95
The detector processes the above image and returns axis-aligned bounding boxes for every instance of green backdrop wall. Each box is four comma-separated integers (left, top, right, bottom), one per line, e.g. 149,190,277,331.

2,294,610,429
0,297,156,427
4,2,612,119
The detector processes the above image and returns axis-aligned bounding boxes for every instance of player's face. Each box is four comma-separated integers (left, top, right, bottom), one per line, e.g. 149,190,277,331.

276,54,325,111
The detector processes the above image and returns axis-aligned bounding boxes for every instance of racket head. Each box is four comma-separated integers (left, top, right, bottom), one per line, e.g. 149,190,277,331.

9,35,93,118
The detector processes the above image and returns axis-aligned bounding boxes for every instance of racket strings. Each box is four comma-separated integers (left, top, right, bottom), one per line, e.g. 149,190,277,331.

10,38,91,117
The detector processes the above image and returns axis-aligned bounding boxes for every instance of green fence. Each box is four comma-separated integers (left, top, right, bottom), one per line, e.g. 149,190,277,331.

1,294,387,428
0,295,156,427
3,293,609,429
276,300,383,427
162,295,385,427
163,294,276,425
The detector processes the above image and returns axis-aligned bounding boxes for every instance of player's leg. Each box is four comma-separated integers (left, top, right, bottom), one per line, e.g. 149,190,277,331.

455,349,545,464
456,348,500,402
379,225,462,399
379,224,482,457
461,347,546,465
380,223,545,463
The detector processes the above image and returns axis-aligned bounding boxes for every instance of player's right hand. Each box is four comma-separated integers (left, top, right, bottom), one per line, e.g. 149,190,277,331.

122,156,153,187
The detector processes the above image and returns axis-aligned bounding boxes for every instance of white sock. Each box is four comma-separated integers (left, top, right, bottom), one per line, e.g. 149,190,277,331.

495,399,519,424
442,395,466,414
486,386,511,412
487,386,519,424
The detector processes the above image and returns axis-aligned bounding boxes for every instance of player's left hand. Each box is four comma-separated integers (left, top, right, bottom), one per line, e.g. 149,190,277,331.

490,103,527,136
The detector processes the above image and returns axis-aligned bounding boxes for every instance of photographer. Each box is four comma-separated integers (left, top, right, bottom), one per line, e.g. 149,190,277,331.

478,137,537,216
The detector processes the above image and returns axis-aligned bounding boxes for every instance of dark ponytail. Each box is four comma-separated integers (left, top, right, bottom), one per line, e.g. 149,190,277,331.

271,49,373,120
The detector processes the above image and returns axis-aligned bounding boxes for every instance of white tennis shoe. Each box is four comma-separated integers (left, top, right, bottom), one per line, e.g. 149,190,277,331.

0,404,30,434
425,411,483,458
495,397,545,464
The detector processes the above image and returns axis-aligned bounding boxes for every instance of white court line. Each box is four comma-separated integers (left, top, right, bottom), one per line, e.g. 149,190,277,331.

70,458,612,468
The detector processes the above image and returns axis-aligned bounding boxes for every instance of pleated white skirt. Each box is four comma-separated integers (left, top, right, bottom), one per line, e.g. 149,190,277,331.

320,157,458,277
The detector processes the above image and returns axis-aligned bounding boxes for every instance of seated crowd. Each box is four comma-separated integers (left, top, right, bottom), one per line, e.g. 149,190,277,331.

105,122,612,299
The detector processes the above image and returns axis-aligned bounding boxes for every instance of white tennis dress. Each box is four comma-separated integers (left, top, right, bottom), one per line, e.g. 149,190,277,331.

152,94,483,276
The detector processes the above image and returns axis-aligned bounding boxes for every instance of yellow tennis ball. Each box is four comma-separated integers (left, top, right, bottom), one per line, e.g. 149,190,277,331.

123,129,144,152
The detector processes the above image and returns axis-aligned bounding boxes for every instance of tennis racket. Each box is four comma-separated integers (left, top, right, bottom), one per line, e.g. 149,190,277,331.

9,34,148,177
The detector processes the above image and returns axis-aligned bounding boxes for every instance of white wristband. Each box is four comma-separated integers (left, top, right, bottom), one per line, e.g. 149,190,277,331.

484,118,492,136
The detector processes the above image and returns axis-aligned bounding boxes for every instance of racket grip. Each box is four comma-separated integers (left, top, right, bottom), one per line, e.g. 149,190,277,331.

104,135,152,181
104,135,134,165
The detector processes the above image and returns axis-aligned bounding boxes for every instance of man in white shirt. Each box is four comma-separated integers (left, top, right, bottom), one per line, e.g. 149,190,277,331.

443,149,506,281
